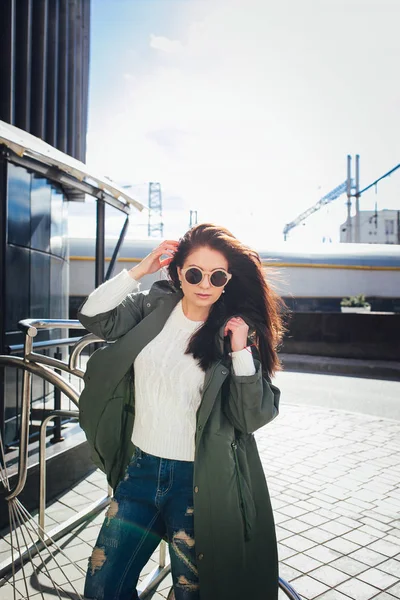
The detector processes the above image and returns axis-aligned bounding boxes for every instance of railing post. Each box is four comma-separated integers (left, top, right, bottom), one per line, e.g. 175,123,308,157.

50,348,64,443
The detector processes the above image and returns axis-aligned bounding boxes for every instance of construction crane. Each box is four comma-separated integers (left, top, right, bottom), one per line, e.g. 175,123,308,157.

283,181,351,241
283,157,400,242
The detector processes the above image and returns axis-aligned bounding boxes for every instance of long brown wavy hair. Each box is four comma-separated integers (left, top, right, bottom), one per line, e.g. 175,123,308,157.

168,223,285,377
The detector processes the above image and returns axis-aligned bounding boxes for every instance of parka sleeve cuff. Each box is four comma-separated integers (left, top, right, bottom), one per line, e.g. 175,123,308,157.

80,270,141,317
230,347,256,376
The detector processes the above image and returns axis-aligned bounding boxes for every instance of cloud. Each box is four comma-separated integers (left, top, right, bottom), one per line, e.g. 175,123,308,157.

150,34,183,54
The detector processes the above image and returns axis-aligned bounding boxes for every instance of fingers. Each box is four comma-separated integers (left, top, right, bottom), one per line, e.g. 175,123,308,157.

155,240,179,258
159,257,174,268
224,317,248,336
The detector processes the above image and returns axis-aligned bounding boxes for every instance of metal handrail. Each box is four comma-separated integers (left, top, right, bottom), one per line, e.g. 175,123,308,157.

1,319,94,502
18,318,84,337
9,337,84,353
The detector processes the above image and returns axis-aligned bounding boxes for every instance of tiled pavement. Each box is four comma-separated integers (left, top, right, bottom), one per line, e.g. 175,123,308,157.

1,402,400,599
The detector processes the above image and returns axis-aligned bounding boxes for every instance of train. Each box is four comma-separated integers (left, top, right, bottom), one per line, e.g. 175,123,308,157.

69,237,400,315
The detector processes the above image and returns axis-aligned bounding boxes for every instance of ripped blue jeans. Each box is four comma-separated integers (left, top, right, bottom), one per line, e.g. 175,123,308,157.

84,448,199,600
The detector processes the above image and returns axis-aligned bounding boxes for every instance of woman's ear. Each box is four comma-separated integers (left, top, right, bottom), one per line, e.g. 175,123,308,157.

177,267,181,280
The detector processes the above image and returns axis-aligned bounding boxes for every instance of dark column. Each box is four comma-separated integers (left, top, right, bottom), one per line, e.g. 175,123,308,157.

15,0,32,132
74,0,83,160
0,0,16,124
67,0,77,157
45,0,60,147
57,0,69,153
30,0,48,139
81,0,91,161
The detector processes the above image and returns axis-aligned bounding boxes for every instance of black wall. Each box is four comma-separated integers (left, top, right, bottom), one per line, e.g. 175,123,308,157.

282,312,400,361
1,159,69,445
0,0,90,161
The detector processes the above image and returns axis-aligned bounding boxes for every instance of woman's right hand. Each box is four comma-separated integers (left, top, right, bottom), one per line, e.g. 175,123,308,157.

128,240,179,280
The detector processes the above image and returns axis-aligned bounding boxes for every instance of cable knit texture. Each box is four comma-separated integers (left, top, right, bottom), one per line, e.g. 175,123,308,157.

80,270,256,461
132,301,205,461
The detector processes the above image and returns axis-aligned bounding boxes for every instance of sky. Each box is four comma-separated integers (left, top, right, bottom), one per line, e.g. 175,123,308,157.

69,0,400,248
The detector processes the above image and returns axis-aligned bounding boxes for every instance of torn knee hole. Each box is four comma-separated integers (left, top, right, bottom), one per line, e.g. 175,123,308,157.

173,529,195,547
177,575,199,590
185,506,194,516
89,547,106,575
105,499,118,524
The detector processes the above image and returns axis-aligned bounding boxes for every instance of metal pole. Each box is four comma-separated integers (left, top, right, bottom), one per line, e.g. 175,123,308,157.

346,154,352,243
50,348,64,443
355,154,360,243
95,198,105,287
105,215,129,281
39,409,78,534
10,336,33,500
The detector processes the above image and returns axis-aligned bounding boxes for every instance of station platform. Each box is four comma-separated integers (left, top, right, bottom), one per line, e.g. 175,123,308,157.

1,400,399,599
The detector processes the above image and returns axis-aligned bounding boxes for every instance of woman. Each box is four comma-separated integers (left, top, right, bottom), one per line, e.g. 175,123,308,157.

78,223,284,600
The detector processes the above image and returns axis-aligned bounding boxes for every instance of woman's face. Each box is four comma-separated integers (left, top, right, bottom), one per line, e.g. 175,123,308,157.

177,246,229,311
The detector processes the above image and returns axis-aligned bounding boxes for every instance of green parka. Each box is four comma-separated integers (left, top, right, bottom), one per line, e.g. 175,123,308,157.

78,280,280,600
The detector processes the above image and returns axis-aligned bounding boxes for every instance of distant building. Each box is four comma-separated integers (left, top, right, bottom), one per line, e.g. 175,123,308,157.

340,209,400,244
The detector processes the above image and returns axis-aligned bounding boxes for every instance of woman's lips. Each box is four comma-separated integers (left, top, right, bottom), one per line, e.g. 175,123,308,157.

195,293,211,298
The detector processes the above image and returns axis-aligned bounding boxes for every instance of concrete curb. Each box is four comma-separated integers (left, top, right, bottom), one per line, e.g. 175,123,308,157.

280,353,400,380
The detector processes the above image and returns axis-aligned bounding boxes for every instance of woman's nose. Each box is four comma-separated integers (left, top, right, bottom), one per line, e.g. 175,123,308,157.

199,275,211,288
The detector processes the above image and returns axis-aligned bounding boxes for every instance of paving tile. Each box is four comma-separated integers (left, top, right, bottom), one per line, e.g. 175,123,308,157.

280,518,312,534
357,568,398,590
338,516,362,529
279,562,303,582
343,530,380,546
324,537,361,554
317,591,356,600
281,535,317,552
277,543,298,560
305,545,342,564
302,527,336,544
299,513,330,527
378,557,400,577
337,578,382,600
307,564,349,587
278,505,309,518
276,526,294,542
329,556,370,576
283,552,323,573
358,524,387,539
289,575,329,599
350,548,387,567
385,583,400,597
367,540,400,558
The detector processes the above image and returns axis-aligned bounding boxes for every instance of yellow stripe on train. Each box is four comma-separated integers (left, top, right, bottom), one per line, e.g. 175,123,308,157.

69,256,400,271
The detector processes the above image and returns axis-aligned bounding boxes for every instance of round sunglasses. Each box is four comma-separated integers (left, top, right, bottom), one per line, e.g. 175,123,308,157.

181,267,232,288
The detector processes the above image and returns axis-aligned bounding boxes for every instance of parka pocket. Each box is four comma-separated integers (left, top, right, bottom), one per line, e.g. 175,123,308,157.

231,439,256,541
94,396,124,478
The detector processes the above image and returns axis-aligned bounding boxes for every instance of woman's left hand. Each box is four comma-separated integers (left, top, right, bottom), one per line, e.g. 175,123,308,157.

224,317,249,352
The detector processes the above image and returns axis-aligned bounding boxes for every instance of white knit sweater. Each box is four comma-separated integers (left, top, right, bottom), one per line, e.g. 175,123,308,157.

80,270,256,461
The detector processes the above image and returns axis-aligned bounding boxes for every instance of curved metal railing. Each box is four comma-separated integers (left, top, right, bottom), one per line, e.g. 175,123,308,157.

0,318,302,599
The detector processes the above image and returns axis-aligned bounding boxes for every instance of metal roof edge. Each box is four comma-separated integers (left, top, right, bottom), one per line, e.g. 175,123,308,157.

0,120,146,213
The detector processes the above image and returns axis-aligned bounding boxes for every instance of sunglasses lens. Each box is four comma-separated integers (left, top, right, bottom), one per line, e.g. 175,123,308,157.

185,267,203,285
210,270,228,287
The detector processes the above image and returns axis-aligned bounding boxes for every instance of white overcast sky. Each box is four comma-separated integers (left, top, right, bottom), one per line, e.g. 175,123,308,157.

69,0,400,247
